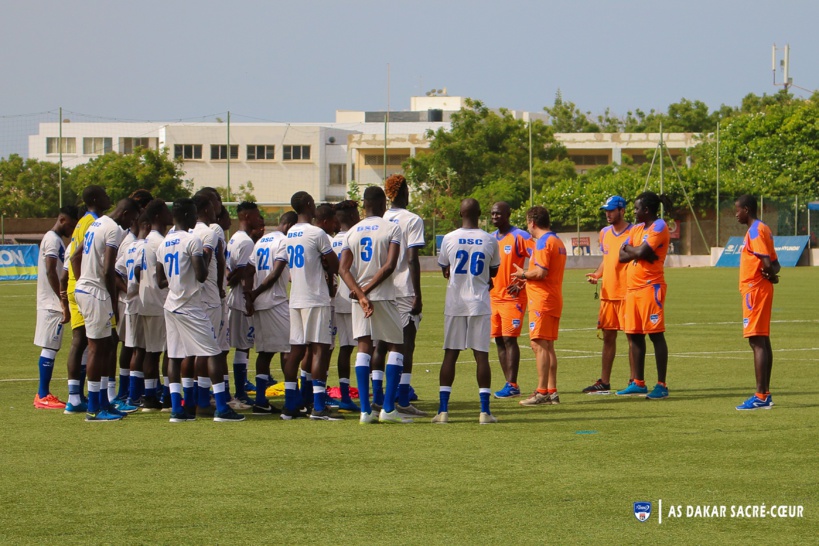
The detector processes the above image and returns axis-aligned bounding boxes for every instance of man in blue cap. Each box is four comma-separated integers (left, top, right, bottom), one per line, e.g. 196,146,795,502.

583,195,633,393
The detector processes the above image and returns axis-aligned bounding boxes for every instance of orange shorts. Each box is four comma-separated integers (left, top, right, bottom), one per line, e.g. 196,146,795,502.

528,309,560,341
625,284,665,335
742,283,773,338
491,300,526,338
597,299,625,331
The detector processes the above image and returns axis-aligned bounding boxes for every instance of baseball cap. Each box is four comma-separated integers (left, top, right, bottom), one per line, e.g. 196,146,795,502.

600,195,626,211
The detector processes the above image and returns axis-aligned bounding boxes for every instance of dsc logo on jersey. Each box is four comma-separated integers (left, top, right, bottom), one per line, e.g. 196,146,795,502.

458,238,483,245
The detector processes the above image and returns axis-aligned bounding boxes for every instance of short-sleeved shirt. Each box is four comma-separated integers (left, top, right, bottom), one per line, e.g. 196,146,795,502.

225,231,255,311
598,223,633,301
250,231,289,310
343,216,402,302
331,230,352,313
526,232,567,317
210,223,227,293
626,219,669,290
192,222,220,308
489,227,532,304
281,223,333,309
67,211,99,294
139,230,169,316
740,219,778,292
438,228,501,317
157,230,204,312
115,230,136,303
115,238,144,315
383,207,425,298
75,215,126,300
37,230,65,312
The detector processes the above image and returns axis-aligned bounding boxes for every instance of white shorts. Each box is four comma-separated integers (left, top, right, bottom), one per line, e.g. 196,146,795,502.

290,306,332,346
218,300,229,352
352,300,403,345
334,312,355,348
34,309,65,350
164,308,221,359
116,300,127,339
228,308,255,350
141,314,167,353
396,296,422,330
444,314,491,353
74,291,114,340
123,314,145,349
255,304,290,354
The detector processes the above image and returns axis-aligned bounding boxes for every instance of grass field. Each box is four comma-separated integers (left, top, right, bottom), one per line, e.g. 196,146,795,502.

1,268,817,544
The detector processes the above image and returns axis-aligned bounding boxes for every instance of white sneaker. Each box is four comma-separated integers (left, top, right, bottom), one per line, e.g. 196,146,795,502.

359,411,374,424
396,403,428,417
431,411,449,424
228,397,251,411
479,412,498,425
379,409,412,424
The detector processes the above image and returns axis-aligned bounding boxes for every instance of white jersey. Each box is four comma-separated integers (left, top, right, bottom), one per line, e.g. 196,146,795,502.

157,230,204,312
342,216,402,302
331,231,352,314
384,207,425,298
75,215,126,301
115,238,144,315
115,230,136,303
139,230,168,316
225,230,254,311
280,223,333,309
63,242,73,274
438,228,500,316
36,230,65,312
251,230,289,310
210,223,227,294
192,222,220,308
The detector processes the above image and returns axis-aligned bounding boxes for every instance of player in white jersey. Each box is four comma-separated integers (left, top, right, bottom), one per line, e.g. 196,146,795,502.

278,191,340,421
246,211,297,414
225,201,264,406
339,185,408,424
370,174,427,417
33,206,79,409
74,198,140,421
432,199,501,425
111,218,137,408
135,199,173,411
157,199,244,422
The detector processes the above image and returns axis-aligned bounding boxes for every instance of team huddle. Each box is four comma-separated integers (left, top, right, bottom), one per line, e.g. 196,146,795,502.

31,174,780,423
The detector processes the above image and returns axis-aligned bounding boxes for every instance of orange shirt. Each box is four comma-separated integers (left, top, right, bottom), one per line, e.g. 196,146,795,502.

490,227,532,303
526,232,566,317
598,223,632,300
626,219,669,290
739,219,777,292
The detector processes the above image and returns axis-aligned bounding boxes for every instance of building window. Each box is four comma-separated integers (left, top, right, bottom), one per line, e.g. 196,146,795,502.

122,137,152,154
46,137,76,154
211,145,239,160
83,137,113,155
570,155,609,166
363,154,409,166
283,145,311,161
247,145,275,161
174,144,203,160
329,164,346,186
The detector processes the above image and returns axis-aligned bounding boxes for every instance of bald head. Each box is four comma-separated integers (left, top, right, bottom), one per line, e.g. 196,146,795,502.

460,198,481,224
491,201,511,231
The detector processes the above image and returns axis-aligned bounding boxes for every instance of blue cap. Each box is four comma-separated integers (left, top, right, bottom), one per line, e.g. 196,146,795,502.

600,195,626,211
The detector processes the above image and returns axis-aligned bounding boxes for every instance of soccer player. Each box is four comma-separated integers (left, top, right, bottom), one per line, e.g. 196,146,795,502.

339,186,407,424
136,199,173,411
33,205,79,409
331,200,361,412
74,198,140,421
247,211,297,414
583,195,634,394
65,185,111,414
278,191,340,421
225,201,263,407
616,191,671,400
489,201,532,399
513,206,567,407
156,199,244,422
432,198,501,424
734,194,780,410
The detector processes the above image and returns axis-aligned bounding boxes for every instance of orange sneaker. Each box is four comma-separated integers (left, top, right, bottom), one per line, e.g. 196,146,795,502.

34,393,67,410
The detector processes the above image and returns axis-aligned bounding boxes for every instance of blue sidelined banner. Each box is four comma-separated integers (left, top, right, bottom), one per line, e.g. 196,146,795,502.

0,245,39,280
715,236,809,267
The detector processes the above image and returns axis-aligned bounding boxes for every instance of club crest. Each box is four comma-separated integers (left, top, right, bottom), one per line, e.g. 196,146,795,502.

649,314,660,325
504,245,512,254
634,502,651,522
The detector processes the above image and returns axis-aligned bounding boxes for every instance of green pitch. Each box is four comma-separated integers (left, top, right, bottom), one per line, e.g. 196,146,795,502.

1,268,816,544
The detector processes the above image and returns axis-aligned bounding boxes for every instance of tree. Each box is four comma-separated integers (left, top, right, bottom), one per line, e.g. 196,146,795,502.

0,154,73,217
544,90,601,132
213,181,257,203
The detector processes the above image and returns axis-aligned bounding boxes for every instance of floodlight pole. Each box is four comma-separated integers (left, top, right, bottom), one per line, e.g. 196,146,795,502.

58,106,63,208
529,119,533,207
716,122,720,246
226,111,231,201
659,122,664,218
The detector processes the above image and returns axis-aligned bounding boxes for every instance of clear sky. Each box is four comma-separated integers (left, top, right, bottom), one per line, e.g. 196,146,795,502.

2,0,817,123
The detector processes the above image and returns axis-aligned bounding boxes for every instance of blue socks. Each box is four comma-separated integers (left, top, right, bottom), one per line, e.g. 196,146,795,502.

313,380,326,412
67,379,82,406
116,368,130,400
37,349,57,398
255,374,269,407
383,352,404,413
212,382,229,413
284,382,299,411
371,370,384,406
398,373,412,408
182,378,195,411
87,381,101,413
197,376,212,409
438,386,452,414
129,371,144,402
339,378,352,402
170,383,183,414
145,378,158,400
355,353,371,414
300,370,313,407
233,352,248,397
479,388,491,414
